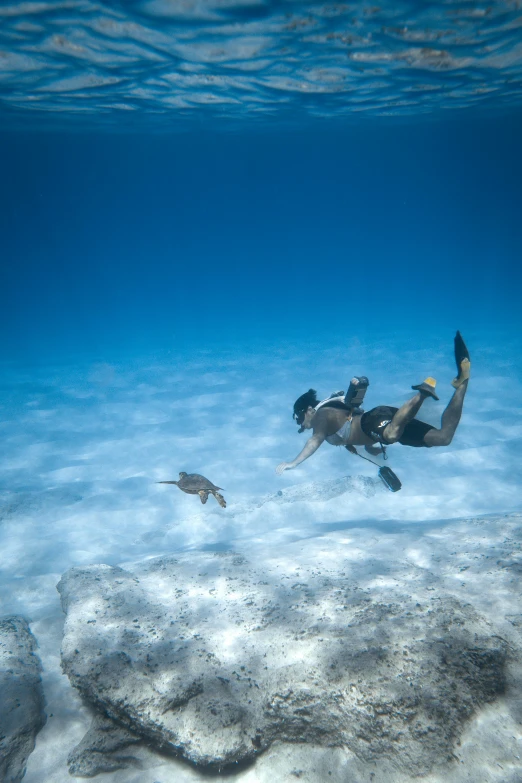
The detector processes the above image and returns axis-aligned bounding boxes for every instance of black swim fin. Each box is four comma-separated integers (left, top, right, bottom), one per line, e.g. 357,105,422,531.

452,331,471,388
454,330,470,368
412,377,439,400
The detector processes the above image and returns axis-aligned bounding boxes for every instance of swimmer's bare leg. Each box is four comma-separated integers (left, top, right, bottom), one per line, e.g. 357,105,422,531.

424,379,468,447
382,391,429,444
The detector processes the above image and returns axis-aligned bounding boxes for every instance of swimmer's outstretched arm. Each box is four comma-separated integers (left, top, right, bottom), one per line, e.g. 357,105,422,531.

276,433,325,475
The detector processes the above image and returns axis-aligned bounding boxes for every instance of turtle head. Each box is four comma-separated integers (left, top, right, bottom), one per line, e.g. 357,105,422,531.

179,471,188,479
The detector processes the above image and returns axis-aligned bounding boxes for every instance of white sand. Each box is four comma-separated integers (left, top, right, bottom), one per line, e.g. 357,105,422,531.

1,334,521,781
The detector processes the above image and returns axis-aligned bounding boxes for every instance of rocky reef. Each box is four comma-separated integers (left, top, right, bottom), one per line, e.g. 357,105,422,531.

57,551,509,777
0,616,46,783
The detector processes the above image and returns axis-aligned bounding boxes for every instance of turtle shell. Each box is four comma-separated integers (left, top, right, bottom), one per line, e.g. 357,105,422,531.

176,473,222,492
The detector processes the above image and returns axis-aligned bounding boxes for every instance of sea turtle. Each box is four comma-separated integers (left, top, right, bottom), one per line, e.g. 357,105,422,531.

158,472,226,508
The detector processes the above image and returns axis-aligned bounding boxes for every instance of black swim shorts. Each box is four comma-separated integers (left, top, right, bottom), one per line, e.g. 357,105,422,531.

360,405,435,448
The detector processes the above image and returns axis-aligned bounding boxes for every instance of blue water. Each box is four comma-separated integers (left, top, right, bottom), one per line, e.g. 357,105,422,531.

1,3,522,781
1,115,522,363
0,2,521,363
1,0,521,566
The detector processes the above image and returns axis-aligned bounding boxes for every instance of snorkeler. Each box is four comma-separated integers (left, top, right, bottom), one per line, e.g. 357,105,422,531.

275,332,470,475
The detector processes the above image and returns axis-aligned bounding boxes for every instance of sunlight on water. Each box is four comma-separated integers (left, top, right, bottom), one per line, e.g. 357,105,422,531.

1,0,522,128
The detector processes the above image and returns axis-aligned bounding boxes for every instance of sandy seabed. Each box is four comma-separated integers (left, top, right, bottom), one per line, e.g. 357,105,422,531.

1,338,521,782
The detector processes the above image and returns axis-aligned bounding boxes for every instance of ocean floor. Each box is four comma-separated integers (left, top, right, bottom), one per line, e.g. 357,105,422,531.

1,332,521,782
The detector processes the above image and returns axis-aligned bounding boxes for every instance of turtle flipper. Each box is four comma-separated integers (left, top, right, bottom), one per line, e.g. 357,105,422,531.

157,481,179,485
198,490,209,504
452,331,471,388
213,492,227,509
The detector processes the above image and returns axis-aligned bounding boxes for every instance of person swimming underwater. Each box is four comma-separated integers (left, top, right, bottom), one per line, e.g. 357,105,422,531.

275,331,470,475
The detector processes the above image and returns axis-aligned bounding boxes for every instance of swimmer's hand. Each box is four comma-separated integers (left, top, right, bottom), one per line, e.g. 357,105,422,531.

365,445,382,456
276,462,294,475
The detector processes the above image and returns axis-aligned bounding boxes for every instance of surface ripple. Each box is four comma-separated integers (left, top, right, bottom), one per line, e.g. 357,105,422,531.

1,1,522,128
